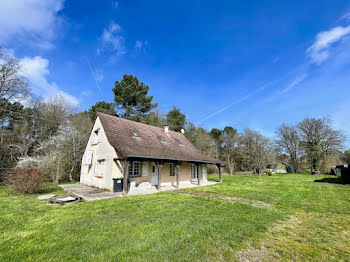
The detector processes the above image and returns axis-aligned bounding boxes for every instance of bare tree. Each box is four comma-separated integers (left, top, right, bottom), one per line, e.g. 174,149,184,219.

297,117,345,174
0,47,29,101
240,129,274,177
275,124,301,172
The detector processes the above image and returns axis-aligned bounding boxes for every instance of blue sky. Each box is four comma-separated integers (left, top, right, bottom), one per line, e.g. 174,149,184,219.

1,0,350,140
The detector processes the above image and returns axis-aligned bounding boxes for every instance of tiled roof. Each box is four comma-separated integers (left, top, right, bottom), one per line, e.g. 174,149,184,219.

97,113,221,164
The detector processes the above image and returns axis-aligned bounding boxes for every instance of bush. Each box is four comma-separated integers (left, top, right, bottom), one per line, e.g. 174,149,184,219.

265,170,273,176
3,166,46,194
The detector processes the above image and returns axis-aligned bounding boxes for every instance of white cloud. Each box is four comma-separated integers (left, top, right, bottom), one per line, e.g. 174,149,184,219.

340,12,350,21
97,21,125,56
20,56,79,106
134,40,143,50
307,25,350,64
280,74,307,94
134,40,149,53
0,0,64,49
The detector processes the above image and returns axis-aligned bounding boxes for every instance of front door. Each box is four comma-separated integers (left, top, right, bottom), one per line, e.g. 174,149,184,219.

191,164,198,182
151,163,158,185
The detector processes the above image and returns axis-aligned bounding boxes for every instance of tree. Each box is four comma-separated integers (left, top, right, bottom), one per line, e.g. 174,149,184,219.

342,150,350,165
193,127,217,157
166,106,186,132
88,101,116,121
222,126,238,175
240,129,274,177
210,128,223,159
275,124,301,172
297,118,345,174
142,110,166,128
112,74,157,121
0,47,29,101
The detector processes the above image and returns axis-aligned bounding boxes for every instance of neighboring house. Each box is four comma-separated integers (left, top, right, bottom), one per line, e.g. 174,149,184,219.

80,113,223,194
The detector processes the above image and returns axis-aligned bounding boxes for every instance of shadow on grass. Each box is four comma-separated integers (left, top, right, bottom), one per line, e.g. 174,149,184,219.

314,177,349,185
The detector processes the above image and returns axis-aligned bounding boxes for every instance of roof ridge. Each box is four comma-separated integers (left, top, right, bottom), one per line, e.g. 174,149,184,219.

97,112,183,135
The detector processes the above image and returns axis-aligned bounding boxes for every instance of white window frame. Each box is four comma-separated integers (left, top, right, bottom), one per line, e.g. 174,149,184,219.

129,161,141,177
169,163,175,176
191,164,198,180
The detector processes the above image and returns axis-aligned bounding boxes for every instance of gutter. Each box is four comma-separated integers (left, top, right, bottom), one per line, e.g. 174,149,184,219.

123,154,224,165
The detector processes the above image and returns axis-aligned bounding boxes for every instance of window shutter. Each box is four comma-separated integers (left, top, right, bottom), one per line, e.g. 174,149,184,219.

91,133,95,145
142,162,148,176
97,130,101,143
100,161,105,176
94,162,98,176
85,151,93,165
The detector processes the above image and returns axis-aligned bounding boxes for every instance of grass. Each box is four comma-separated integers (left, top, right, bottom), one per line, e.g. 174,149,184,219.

1,174,349,261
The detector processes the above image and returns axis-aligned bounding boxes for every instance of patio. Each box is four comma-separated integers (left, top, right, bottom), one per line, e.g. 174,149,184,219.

59,181,218,201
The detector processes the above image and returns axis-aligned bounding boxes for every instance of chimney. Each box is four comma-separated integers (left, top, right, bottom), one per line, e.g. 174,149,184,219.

164,125,169,134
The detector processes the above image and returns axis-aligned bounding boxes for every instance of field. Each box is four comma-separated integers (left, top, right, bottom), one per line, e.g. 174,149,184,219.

1,174,349,261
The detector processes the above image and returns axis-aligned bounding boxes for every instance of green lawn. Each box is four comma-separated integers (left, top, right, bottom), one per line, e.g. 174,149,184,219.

1,174,349,261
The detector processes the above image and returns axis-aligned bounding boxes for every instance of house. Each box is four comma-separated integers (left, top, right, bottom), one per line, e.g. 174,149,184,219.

80,113,223,194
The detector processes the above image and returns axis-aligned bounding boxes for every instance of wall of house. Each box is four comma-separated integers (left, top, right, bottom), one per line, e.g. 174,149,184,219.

128,162,205,185
80,116,209,191
80,116,122,191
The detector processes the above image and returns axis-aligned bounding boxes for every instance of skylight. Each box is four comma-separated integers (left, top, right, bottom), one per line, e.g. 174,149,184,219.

131,130,139,137
175,139,183,145
159,136,166,142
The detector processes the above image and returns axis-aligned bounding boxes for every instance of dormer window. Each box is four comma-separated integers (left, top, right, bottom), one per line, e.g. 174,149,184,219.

159,136,166,142
131,130,139,137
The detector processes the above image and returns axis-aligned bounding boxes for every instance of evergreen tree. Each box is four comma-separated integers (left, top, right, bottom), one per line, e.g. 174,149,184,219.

113,74,157,121
166,106,186,132
88,101,116,121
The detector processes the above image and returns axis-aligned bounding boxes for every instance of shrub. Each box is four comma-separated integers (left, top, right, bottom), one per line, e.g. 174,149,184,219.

3,166,46,194
265,170,273,176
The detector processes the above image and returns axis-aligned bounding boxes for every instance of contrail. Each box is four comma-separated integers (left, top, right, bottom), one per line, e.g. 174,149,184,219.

86,58,103,97
195,66,305,125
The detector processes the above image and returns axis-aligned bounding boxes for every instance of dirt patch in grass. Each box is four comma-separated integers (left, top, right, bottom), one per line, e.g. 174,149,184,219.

176,191,271,208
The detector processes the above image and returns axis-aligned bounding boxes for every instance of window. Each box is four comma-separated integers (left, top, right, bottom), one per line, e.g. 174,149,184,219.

169,163,175,176
96,129,101,143
131,130,139,137
159,136,166,142
175,139,183,145
91,129,101,145
128,161,141,176
94,160,105,177
191,164,198,180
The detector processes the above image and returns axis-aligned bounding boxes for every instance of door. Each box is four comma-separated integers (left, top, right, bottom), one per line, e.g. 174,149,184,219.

191,164,198,182
151,163,158,185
